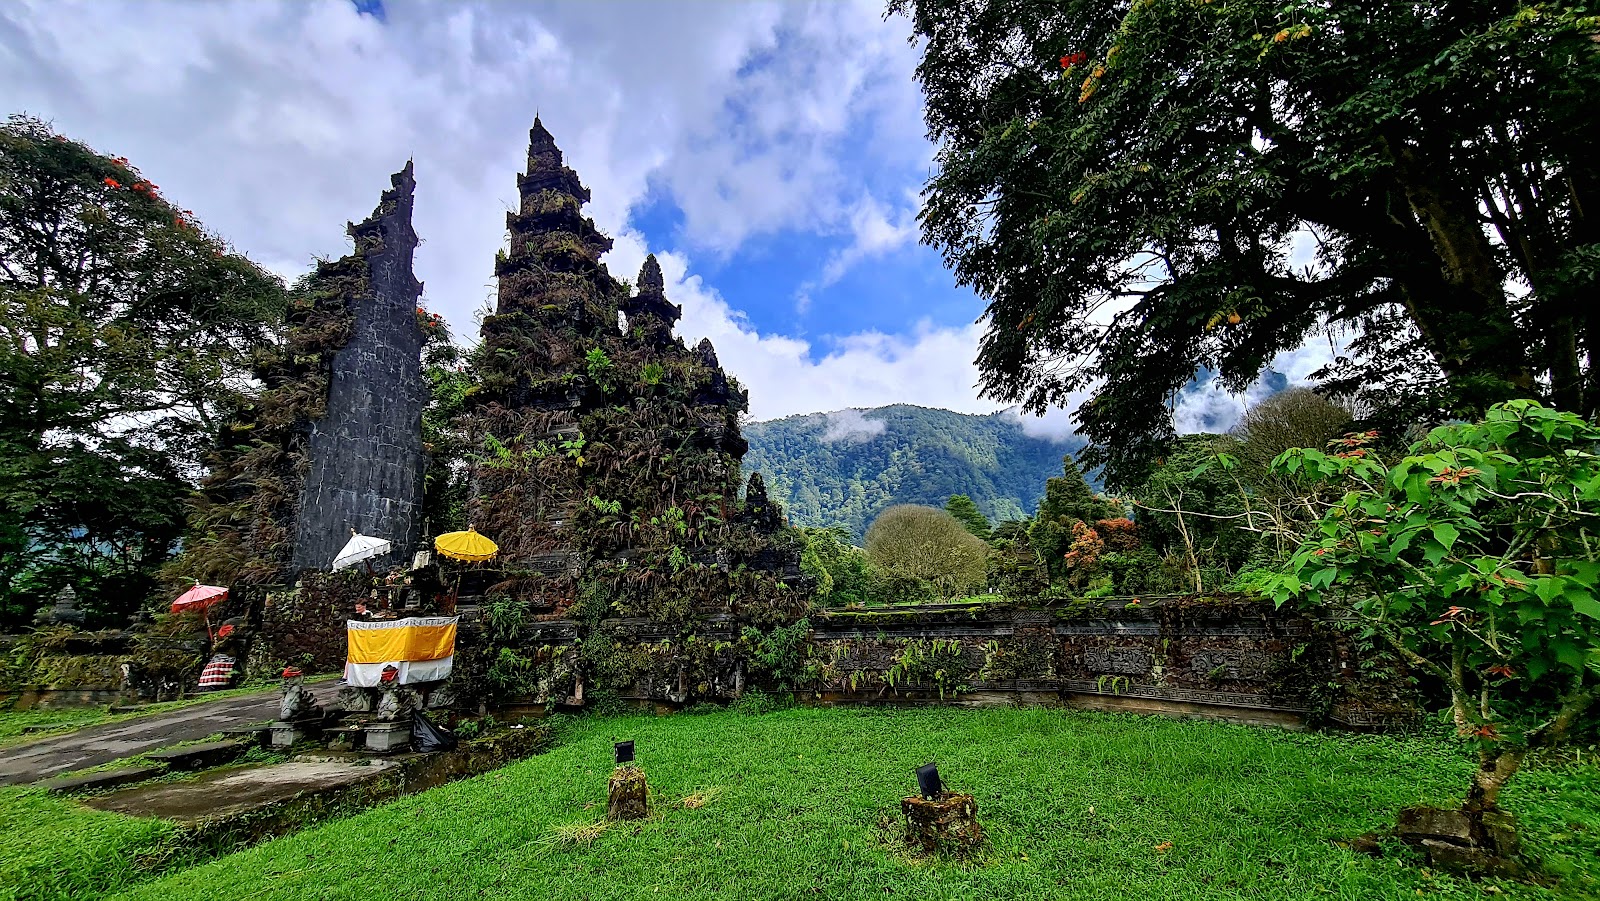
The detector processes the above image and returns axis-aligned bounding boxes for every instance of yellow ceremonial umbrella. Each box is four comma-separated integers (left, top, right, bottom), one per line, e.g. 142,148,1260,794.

434,528,498,563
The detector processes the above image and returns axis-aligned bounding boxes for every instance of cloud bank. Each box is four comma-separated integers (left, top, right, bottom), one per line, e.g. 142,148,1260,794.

0,0,1340,444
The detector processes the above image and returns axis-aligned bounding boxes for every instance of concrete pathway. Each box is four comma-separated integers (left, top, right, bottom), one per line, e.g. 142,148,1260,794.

0,683,341,786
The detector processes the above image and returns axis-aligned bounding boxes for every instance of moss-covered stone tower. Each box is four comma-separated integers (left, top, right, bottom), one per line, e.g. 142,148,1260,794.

466,119,805,700
174,163,427,587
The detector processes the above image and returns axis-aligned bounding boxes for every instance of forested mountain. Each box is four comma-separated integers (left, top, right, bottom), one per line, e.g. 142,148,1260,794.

742,405,1085,539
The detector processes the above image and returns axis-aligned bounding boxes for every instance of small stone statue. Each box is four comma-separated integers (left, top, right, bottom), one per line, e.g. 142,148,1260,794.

375,687,419,721
278,667,322,721
34,585,86,627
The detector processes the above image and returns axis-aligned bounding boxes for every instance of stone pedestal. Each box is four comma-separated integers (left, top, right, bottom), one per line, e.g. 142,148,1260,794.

901,792,984,856
362,720,412,754
269,719,320,749
607,764,649,821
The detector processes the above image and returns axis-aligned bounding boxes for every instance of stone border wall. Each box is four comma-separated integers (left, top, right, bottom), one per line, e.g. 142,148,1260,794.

466,595,1417,732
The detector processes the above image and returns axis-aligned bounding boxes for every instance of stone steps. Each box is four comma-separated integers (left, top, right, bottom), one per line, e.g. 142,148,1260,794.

144,739,251,772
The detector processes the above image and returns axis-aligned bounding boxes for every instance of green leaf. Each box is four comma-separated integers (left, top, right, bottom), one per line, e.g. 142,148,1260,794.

1569,592,1600,622
1430,522,1459,550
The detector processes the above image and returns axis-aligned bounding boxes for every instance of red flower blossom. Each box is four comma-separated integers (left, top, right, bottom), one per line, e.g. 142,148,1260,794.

1485,664,1516,678
103,177,121,188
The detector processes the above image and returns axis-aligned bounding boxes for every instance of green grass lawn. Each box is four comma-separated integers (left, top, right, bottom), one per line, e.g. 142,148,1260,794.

0,707,129,748
2,704,1595,900
0,705,1572,901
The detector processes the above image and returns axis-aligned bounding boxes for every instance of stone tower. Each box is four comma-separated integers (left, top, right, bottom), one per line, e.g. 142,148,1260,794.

291,163,428,572
180,163,429,585
467,119,801,624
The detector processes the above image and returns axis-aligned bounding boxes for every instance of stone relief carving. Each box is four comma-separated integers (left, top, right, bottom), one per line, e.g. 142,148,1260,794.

1084,646,1151,675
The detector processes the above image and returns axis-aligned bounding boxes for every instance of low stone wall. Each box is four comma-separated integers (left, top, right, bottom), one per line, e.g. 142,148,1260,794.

463,595,1417,731
0,687,132,710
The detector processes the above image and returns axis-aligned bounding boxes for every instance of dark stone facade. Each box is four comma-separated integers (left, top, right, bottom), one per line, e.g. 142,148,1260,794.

291,163,427,571
469,595,1415,731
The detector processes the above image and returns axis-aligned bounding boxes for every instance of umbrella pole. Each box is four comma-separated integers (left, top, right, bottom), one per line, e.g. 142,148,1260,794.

201,605,214,643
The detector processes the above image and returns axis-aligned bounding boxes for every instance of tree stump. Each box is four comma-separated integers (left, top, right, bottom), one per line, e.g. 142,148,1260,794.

901,792,984,856
608,764,649,821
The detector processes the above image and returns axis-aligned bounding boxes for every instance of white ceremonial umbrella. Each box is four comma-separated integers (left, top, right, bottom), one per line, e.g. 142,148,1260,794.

332,532,392,573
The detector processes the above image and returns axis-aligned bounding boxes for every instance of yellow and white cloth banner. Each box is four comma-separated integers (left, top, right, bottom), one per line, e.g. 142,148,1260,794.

344,616,458,687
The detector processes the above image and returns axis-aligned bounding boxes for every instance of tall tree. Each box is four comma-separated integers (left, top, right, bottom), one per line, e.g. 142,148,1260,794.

0,115,285,624
1028,454,1115,579
944,493,992,540
893,1,1600,487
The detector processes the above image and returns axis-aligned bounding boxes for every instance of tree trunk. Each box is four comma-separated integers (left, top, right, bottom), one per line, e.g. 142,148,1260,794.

1465,746,1525,815
1382,137,1537,413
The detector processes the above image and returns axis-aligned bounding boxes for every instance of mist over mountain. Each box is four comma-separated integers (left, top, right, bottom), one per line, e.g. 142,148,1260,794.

742,404,1086,539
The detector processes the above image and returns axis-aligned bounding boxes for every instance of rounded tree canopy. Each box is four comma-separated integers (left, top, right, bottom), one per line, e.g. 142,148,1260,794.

865,504,988,598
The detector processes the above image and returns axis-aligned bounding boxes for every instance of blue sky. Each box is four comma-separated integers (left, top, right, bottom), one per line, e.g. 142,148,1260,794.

0,0,1326,434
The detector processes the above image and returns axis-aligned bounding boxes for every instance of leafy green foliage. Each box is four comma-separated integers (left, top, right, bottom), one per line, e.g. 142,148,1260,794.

420,338,472,534
883,637,969,698
895,1,1600,486
944,494,992,540
1131,436,1259,593
1265,401,1600,811
743,404,1086,539
797,526,873,607
1029,455,1120,582
741,618,811,688
0,115,285,625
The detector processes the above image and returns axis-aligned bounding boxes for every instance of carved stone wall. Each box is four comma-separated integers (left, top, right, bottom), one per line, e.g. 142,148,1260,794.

459,595,1417,731
292,163,427,572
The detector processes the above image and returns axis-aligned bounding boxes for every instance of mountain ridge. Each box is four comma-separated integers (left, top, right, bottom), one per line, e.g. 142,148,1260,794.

741,403,1085,539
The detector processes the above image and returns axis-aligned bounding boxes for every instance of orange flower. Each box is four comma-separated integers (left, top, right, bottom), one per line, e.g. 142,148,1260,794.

1485,665,1516,679
103,177,121,188
1154,842,1173,852
1428,466,1480,487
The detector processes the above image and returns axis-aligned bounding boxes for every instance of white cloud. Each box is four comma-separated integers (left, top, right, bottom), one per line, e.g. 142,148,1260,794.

658,3,929,255
604,231,999,421
820,409,887,443
0,0,1347,448
0,0,922,334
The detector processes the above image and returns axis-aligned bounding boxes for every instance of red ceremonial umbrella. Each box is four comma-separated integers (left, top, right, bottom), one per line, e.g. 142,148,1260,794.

171,584,228,640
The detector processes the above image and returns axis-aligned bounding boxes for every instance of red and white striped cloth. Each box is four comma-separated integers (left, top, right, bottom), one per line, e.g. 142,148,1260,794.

197,654,236,690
